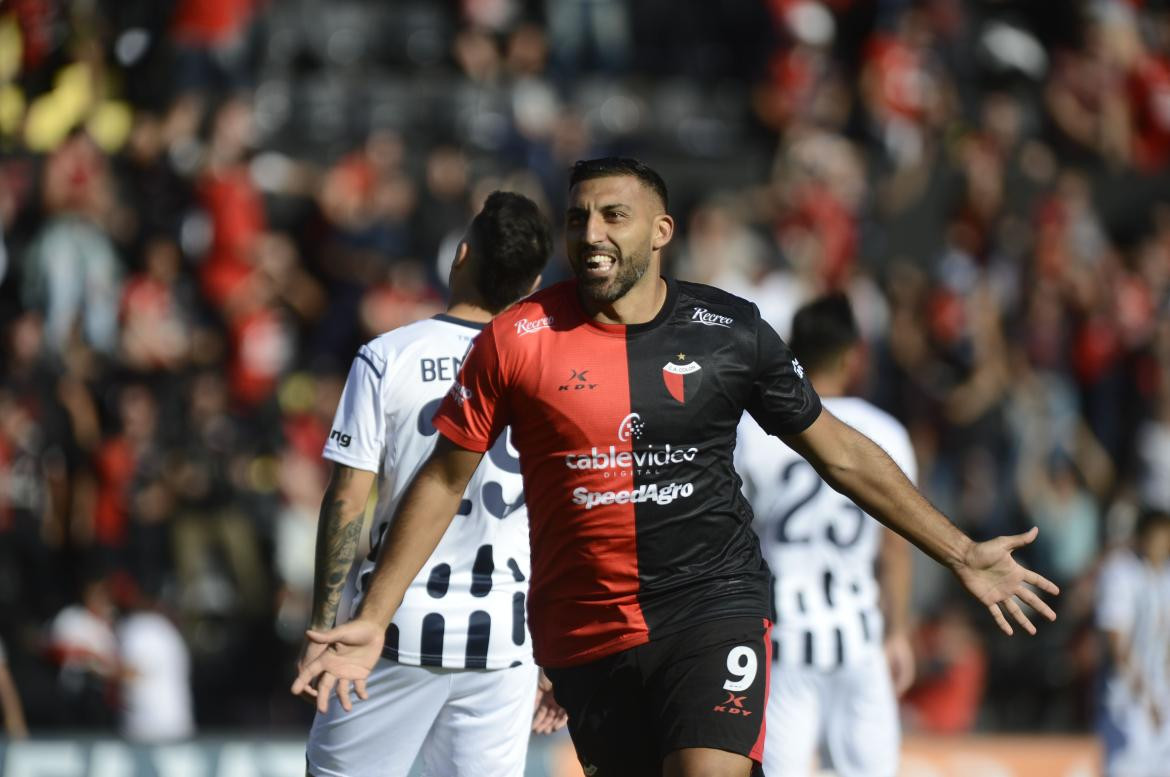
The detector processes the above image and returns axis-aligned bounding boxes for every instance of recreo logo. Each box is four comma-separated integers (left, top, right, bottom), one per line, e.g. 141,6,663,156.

515,316,553,336
571,481,695,510
691,307,734,327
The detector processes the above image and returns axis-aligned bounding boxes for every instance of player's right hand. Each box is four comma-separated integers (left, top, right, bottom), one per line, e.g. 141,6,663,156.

291,619,384,714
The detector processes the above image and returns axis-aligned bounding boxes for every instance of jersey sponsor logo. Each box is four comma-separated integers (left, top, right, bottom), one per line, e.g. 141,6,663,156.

662,354,703,404
691,307,734,327
515,316,553,336
571,481,695,510
558,368,599,391
713,691,752,716
448,381,473,406
564,444,699,473
329,428,352,447
617,412,644,441
792,358,805,379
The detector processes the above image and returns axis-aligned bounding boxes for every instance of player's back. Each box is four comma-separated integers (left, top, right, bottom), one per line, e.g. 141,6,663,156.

736,397,916,670
325,315,530,670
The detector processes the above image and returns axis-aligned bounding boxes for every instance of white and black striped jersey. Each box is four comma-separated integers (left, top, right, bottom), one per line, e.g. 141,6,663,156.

1097,549,1170,716
735,397,917,670
323,315,531,670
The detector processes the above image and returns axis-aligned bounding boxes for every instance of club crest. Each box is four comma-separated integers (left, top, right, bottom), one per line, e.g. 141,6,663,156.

662,354,702,404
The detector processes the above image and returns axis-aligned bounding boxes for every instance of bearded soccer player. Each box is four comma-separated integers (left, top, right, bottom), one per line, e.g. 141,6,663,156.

293,158,1060,777
299,191,563,777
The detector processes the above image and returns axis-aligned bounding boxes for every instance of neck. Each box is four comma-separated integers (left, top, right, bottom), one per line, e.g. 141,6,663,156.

809,371,848,398
583,273,668,326
445,299,493,324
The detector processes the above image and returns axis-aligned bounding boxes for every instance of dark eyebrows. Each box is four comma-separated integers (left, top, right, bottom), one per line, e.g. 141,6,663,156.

565,203,633,217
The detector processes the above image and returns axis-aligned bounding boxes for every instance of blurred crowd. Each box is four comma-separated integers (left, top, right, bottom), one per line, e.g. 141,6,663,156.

1,0,1169,740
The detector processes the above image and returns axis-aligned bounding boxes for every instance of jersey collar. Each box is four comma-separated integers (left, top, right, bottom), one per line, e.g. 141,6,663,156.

575,276,679,337
432,313,486,331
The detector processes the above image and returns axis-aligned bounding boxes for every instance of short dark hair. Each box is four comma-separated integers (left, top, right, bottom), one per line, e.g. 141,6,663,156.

569,157,669,211
468,191,552,312
788,293,860,373
1136,508,1170,540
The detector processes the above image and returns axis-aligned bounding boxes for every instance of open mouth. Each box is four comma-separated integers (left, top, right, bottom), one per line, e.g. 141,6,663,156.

581,251,618,280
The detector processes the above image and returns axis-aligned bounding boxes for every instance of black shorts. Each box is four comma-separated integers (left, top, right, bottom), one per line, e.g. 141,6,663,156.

546,617,772,777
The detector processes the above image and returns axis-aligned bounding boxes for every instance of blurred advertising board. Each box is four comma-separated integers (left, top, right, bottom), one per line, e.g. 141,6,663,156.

0,734,1100,777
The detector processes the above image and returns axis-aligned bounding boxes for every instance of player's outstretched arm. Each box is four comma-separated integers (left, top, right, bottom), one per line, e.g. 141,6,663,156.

296,463,376,703
291,436,485,712
782,410,1060,636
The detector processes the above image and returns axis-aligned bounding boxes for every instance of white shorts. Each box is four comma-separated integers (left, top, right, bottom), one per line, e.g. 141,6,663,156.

764,648,899,777
307,659,539,777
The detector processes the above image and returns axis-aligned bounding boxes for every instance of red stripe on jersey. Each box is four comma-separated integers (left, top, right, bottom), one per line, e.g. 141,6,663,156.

750,618,773,763
433,285,650,666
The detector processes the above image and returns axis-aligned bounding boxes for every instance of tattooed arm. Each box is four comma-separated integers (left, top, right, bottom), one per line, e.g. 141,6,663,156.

296,463,375,701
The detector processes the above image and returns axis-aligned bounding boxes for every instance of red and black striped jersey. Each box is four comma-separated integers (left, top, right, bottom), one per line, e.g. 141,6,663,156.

433,278,821,667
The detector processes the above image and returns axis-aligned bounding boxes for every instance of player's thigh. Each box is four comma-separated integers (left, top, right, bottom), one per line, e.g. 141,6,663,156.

418,663,539,777
306,660,449,777
823,651,900,777
648,617,771,767
546,653,660,777
762,665,823,777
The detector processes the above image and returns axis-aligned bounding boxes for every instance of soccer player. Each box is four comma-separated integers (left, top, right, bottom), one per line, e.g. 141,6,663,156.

1097,509,1170,777
736,294,915,777
293,158,1060,777
299,191,559,777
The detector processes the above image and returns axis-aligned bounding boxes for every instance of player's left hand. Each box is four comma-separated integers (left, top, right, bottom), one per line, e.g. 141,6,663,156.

950,527,1060,636
293,637,330,704
884,632,916,696
532,670,568,734
290,619,384,714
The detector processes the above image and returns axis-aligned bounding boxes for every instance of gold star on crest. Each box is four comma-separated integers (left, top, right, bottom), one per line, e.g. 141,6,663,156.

676,352,686,361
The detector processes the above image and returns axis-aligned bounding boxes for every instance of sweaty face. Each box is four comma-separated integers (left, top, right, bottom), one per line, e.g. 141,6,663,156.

565,176,662,305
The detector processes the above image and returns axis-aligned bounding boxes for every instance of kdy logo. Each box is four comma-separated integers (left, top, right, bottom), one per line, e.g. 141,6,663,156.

559,368,598,391
662,353,702,404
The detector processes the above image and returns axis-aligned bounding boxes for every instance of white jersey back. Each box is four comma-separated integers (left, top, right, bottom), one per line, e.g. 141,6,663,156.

1097,550,1170,715
736,397,916,670
324,315,530,670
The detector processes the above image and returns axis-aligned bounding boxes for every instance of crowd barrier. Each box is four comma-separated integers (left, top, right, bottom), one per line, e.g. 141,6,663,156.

0,733,1101,776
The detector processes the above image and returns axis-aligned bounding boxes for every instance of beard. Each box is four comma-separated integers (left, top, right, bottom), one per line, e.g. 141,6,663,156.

575,248,651,305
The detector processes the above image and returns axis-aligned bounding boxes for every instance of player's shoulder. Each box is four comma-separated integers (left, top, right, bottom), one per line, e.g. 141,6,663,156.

487,280,576,344
350,318,460,377
675,280,763,327
824,397,908,439
1099,547,1143,583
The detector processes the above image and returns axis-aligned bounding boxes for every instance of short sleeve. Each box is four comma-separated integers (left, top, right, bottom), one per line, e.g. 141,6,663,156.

323,343,387,472
433,324,509,453
745,308,822,436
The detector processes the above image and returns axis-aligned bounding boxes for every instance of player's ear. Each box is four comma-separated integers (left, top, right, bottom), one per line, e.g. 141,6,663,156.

452,240,471,270
652,214,674,251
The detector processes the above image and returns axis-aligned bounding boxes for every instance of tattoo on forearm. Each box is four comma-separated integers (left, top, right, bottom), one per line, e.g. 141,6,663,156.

311,497,364,629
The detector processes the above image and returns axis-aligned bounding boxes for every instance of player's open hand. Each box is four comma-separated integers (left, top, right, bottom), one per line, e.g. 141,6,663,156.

290,619,384,714
532,670,568,734
951,527,1060,636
